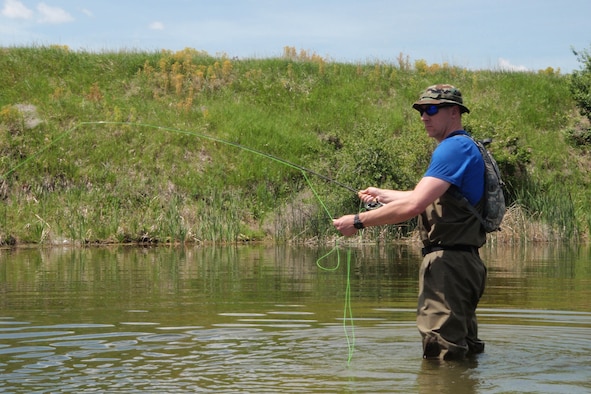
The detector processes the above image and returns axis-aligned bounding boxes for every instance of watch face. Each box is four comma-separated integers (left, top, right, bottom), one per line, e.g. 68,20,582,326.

354,215,364,229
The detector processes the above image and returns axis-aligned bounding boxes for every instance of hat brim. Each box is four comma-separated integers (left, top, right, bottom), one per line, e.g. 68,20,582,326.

412,99,470,114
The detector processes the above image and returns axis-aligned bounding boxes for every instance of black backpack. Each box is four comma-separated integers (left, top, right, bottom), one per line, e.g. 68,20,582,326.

459,135,506,232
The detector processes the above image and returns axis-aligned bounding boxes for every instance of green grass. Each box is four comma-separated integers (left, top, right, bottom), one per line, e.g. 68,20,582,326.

0,46,589,245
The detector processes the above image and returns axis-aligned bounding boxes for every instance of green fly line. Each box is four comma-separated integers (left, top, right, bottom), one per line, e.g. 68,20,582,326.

303,171,356,365
1,120,359,365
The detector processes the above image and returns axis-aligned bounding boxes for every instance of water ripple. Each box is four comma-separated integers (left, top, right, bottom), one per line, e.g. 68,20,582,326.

0,311,589,392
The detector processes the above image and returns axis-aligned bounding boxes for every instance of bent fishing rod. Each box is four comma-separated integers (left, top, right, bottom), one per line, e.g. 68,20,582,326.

1,121,383,210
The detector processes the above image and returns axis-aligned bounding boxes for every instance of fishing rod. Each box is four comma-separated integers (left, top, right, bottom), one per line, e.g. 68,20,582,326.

1,121,382,209
147,122,360,194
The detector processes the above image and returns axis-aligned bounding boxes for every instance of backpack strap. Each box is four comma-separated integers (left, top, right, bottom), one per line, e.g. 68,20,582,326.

448,133,488,230
447,185,487,229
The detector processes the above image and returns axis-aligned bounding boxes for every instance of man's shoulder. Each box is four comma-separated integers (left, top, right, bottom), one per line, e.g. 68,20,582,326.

435,135,476,159
438,133,482,159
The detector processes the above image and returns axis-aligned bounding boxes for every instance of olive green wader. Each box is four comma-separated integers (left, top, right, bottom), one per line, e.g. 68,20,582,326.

417,188,487,360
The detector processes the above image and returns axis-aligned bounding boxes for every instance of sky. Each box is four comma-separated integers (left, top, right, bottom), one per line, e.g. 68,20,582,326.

1,0,590,73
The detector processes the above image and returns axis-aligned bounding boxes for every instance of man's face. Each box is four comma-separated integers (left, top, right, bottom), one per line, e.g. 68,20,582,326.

417,105,455,141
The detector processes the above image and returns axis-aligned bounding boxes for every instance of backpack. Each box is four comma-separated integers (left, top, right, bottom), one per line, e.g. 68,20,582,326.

460,135,507,232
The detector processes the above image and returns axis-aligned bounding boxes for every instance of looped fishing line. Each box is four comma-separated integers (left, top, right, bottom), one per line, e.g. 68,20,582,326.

303,172,357,365
1,121,359,365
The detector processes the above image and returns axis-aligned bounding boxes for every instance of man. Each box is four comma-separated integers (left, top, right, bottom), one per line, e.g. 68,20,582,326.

333,84,487,360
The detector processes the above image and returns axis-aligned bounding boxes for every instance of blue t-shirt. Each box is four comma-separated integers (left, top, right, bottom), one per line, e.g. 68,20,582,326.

424,130,484,205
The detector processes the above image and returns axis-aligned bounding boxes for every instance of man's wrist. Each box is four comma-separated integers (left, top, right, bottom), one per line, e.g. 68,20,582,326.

353,214,365,229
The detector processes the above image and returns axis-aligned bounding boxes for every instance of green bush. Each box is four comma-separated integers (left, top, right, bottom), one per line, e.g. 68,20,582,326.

569,45,591,122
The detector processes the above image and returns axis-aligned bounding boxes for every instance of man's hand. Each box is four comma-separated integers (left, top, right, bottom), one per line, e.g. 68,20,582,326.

358,187,382,204
332,214,358,236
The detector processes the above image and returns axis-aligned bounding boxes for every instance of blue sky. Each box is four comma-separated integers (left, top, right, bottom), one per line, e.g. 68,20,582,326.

1,0,589,73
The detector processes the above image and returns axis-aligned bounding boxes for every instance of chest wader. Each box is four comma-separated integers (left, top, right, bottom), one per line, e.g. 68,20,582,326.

417,189,487,360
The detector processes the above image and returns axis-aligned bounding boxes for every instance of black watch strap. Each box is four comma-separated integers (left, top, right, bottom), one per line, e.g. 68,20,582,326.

353,214,364,229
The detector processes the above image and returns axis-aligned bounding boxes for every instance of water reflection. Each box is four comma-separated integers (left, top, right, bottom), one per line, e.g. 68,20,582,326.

417,358,481,394
0,243,590,393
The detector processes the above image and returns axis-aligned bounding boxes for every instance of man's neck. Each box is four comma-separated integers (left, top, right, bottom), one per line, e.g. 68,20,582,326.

440,123,464,140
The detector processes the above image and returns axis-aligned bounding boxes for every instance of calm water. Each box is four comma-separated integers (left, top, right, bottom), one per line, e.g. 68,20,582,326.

0,243,590,393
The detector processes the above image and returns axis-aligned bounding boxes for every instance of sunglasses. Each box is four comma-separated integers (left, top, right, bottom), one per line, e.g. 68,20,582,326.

418,105,450,116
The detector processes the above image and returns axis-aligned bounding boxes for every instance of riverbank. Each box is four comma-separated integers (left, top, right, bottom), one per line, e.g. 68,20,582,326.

1,46,590,245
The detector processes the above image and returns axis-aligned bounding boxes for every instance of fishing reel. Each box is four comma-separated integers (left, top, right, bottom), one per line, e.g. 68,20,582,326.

364,200,384,211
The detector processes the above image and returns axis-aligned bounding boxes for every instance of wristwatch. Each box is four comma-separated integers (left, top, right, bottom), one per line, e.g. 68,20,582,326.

353,214,364,229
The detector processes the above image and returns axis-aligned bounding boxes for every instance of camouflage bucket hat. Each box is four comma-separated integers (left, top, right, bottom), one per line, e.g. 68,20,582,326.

412,84,470,114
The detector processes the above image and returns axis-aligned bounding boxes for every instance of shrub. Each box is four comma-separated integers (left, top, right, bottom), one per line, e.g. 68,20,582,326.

569,45,591,122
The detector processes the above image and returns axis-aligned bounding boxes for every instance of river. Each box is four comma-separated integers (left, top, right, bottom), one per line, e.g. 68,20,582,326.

1,243,590,393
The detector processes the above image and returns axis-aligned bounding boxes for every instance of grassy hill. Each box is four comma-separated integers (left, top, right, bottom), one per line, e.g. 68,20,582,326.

1,46,589,246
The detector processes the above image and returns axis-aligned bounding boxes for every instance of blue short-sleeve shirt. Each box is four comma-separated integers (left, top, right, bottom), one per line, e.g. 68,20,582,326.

424,130,485,205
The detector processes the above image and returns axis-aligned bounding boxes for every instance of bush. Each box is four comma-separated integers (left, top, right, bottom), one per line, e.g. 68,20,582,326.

569,45,591,122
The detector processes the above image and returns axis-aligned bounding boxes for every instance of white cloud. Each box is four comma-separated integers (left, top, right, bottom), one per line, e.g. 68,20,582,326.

149,21,164,30
37,2,73,24
1,0,33,19
498,58,529,72
81,8,93,17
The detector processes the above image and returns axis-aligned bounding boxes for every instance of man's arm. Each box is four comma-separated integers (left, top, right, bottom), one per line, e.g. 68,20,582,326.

332,177,450,236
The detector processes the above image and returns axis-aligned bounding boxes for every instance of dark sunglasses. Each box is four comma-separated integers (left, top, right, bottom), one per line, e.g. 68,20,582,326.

418,104,450,116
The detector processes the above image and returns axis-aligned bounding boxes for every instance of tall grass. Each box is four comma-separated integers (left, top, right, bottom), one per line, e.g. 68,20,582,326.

0,46,587,245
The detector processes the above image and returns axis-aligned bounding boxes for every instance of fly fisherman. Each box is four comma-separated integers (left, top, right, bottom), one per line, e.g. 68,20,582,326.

333,84,487,360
